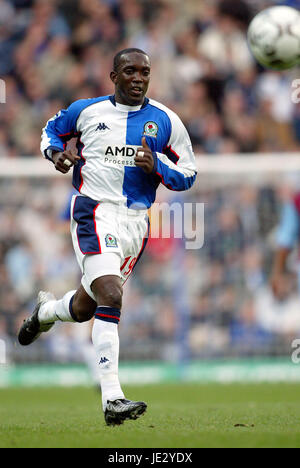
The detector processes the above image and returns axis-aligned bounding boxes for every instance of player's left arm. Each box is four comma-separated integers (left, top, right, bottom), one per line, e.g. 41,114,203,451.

136,113,197,191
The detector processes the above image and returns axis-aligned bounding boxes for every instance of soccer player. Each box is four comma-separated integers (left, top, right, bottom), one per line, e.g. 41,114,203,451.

18,48,197,425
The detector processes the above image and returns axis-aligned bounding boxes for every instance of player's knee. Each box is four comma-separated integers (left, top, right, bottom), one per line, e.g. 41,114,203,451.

104,290,123,309
97,287,123,309
92,278,123,309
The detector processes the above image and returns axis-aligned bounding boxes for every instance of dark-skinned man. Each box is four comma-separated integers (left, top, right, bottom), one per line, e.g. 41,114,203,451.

18,48,197,426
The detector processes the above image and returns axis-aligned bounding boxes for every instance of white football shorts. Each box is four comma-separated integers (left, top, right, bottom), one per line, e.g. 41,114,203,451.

70,195,150,300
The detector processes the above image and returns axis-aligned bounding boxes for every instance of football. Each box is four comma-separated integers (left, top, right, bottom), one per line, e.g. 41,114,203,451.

247,6,300,70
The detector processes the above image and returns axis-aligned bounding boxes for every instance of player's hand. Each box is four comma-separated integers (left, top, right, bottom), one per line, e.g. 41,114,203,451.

135,137,154,174
52,150,81,174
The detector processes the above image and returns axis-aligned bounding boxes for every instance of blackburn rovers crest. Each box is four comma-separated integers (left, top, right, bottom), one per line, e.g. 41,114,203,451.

143,121,158,138
105,234,118,248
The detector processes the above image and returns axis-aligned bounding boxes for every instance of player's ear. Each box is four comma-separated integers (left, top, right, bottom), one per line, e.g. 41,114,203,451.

110,71,118,84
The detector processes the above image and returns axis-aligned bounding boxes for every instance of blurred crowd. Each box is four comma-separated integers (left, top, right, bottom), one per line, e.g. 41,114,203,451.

2,0,300,364
1,0,300,157
2,175,300,364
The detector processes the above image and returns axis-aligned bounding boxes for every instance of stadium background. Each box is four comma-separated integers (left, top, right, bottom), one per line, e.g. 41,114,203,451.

1,0,300,385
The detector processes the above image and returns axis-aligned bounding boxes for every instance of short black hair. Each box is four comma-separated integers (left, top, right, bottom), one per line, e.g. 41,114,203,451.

113,48,149,72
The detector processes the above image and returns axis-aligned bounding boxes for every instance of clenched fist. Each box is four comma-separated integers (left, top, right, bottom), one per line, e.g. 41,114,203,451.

52,150,81,174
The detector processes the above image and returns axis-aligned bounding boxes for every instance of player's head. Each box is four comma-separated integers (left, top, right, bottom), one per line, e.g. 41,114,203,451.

110,48,151,106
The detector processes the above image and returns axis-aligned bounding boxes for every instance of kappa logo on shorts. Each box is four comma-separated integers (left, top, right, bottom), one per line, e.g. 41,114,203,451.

143,121,158,138
105,234,118,248
99,357,109,365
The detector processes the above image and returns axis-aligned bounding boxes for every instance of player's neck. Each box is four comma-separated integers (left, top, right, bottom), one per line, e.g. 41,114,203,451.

114,90,145,108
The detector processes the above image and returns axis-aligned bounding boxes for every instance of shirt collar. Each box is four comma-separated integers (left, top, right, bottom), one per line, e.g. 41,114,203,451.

109,95,149,111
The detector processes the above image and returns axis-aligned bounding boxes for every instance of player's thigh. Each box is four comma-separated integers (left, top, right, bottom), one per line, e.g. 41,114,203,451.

91,274,123,308
121,215,150,283
84,252,123,307
70,196,122,275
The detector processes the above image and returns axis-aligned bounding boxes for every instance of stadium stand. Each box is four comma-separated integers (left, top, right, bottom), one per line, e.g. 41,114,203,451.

1,0,300,364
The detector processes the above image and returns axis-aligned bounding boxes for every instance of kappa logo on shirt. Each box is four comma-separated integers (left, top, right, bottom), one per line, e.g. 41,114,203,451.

95,122,110,131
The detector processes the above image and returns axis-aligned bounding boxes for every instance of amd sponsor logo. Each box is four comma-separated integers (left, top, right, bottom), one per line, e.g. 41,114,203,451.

104,145,138,167
105,146,136,157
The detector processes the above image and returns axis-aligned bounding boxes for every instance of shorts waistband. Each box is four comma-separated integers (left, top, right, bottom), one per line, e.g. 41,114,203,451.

100,203,148,217
72,196,148,217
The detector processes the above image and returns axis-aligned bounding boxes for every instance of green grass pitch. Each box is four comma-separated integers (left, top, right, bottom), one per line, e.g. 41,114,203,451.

0,383,300,448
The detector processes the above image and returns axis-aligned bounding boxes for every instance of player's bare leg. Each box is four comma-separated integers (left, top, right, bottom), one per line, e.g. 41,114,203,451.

91,275,147,426
18,286,96,345
18,275,147,425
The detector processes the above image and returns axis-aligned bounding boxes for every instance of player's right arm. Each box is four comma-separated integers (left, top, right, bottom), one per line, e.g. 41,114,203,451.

51,149,81,174
40,101,85,173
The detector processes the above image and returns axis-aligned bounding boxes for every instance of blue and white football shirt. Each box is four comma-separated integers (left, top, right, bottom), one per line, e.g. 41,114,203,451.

41,95,197,208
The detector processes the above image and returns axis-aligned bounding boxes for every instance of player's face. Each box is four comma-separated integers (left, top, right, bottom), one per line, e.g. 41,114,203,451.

111,53,151,106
